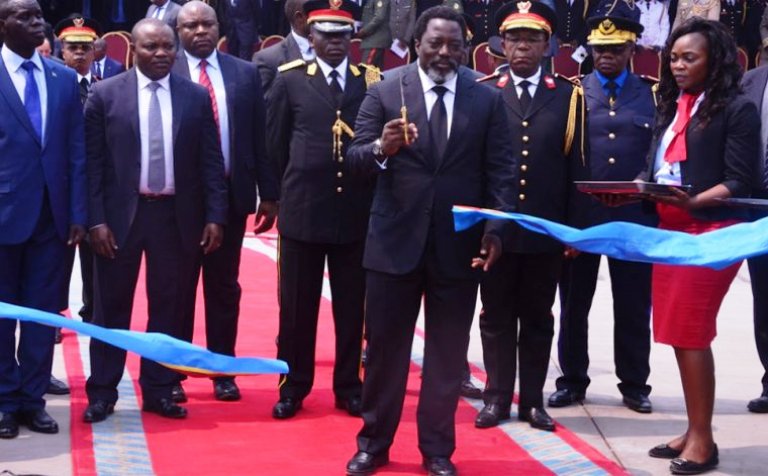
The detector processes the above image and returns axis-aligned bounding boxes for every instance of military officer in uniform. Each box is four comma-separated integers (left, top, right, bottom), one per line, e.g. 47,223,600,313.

719,0,748,50
550,11,657,414
474,0,589,432
554,0,591,47
358,0,391,68
266,0,379,420
464,0,507,47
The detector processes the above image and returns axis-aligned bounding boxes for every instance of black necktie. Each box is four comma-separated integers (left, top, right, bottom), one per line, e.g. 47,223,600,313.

429,85,448,161
518,80,532,113
606,80,618,104
329,70,343,106
79,77,90,105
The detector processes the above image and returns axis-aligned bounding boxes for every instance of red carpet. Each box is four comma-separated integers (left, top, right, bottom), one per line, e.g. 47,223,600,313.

62,231,627,475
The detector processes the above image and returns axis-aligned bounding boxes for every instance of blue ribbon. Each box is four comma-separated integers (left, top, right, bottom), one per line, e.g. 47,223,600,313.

0,302,288,376
452,205,768,270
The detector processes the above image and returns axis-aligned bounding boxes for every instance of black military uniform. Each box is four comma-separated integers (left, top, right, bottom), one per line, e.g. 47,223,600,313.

554,0,591,45
474,1,589,432
464,0,508,46
266,0,379,419
720,0,748,47
553,12,657,413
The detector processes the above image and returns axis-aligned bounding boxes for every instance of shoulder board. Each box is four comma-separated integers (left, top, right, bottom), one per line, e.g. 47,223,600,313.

277,59,306,73
358,63,383,87
475,71,500,83
553,73,581,87
350,64,361,77
639,74,659,83
307,62,318,76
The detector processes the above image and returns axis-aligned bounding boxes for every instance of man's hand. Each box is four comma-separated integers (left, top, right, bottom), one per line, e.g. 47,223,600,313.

254,200,278,235
68,225,86,246
471,233,502,272
90,225,118,259
380,118,419,156
200,223,223,254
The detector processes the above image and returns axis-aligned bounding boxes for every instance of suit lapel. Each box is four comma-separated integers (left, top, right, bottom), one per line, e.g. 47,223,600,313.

441,68,474,170
219,53,237,151
751,68,768,116
526,76,556,119
174,52,192,79
285,34,303,61
584,73,609,109
613,73,642,111
341,64,365,109
307,61,338,110
500,74,524,118
0,58,41,146
401,63,429,164
170,74,184,144
124,69,141,161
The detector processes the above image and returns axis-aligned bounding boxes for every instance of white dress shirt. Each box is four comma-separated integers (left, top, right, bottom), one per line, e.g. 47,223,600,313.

184,50,231,175
417,66,458,138
2,45,48,140
316,57,348,90
653,93,706,185
637,0,670,49
291,30,315,61
77,71,94,85
137,69,175,194
93,57,106,77
510,67,541,101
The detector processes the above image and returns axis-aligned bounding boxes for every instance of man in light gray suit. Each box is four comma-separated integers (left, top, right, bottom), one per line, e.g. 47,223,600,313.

146,0,183,30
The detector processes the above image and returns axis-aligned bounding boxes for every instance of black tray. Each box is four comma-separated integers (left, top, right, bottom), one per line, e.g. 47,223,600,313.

714,198,768,210
575,181,692,197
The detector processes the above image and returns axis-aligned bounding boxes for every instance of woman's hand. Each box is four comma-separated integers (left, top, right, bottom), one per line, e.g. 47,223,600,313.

648,188,696,209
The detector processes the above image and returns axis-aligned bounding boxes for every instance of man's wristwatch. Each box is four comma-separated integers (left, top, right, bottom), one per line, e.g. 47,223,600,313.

372,138,386,159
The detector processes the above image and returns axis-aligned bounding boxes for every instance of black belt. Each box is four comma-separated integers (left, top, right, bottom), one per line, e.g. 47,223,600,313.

139,193,174,202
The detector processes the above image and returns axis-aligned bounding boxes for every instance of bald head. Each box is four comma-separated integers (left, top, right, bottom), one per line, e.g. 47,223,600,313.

285,0,311,37
131,18,176,80
177,0,219,58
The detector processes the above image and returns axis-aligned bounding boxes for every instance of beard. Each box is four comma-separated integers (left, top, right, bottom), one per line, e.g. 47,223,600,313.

426,61,458,84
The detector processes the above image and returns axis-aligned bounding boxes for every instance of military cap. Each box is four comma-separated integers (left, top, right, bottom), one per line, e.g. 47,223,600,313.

54,15,101,43
587,0,643,45
494,1,557,37
304,0,362,34
487,35,504,59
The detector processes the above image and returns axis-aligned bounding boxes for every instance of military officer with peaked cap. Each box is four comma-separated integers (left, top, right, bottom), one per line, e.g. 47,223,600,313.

266,0,380,420
474,0,589,432
552,9,658,414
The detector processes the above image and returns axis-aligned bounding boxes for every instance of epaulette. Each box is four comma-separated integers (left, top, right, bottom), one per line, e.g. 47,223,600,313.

475,71,500,83
350,64,361,77
358,63,383,87
307,62,317,76
277,58,305,73
553,73,582,87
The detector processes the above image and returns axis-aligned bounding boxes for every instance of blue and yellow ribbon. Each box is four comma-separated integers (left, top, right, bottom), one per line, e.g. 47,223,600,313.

452,205,768,270
0,301,288,377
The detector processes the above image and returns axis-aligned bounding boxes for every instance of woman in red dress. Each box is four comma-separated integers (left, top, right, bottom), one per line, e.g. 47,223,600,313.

637,19,760,475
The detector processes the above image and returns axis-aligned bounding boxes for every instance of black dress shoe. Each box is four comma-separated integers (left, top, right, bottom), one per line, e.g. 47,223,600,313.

747,394,768,413
346,450,389,475
47,375,70,395
649,443,683,459
171,384,187,403
335,395,362,417
423,456,457,476
83,400,115,423
518,406,556,431
474,403,511,429
272,397,302,419
670,445,718,475
622,393,653,413
213,379,241,402
460,379,483,399
142,398,187,419
548,388,585,408
0,412,19,439
19,409,59,434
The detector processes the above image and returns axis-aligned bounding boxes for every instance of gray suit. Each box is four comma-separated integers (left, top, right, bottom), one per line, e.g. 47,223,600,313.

146,0,182,29
252,34,303,93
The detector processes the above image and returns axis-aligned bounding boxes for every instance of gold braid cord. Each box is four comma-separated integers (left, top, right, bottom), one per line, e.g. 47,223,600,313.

332,111,355,162
563,86,586,166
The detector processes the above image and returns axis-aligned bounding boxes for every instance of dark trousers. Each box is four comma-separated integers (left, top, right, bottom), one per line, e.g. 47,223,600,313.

227,17,257,60
556,253,652,397
357,250,478,458
180,210,248,381
78,240,94,322
0,201,67,413
748,253,768,395
86,198,197,404
361,48,385,68
479,252,561,409
276,236,365,400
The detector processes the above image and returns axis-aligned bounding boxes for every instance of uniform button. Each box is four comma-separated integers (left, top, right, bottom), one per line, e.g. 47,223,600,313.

608,157,616,164
609,110,616,117
644,123,649,128
337,171,343,178
522,121,529,127
520,179,526,186
338,157,344,163
608,132,616,140
522,150,529,156
521,164,528,171
522,135,529,142
519,193,526,201
336,187,343,193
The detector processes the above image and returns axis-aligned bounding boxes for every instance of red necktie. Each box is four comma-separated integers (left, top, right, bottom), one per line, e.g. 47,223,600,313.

664,93,700,164
198,59,220,140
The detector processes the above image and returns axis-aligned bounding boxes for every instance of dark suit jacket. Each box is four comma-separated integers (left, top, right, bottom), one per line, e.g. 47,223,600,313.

741,65,768,195
266,60,374,244
252,34,303,93
347,63,516,279
172,51,279,216
0,56,87,245
100,57,126,79
85,69,228,253
480,71,590,253
638,93,760,221
573,72,657,227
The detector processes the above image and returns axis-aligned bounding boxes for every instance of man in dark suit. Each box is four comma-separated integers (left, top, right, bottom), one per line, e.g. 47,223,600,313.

147,0,183,29
344,6,515,475
82,18,227,423
266,0,377,420
223,0,260,60
0,0,87,439
550,12,656,414
252,0,314,93
474,1,588,432
91,38,126,79
739,64,768,413
172,0,279,402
